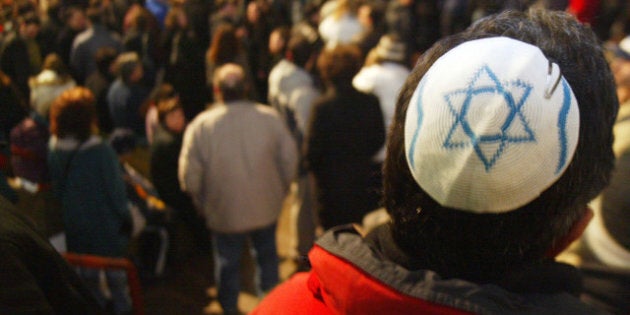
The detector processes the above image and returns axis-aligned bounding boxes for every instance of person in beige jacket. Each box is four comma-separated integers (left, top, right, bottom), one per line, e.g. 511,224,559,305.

178,63,298,315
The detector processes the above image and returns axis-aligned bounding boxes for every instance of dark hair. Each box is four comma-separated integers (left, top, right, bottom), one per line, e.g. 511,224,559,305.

18,11,40,26
86,0,104,23
317,44,363,88
287,32,317,68
384,9,618,282
207,24,240,65
49,87,96,142
108,128,136,155
94,46,118,77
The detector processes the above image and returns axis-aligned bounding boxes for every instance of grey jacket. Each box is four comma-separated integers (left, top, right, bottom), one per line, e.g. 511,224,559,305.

179,101,298,233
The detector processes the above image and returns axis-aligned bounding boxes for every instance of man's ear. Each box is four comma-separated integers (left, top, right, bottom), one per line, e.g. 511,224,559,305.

545,207,594,258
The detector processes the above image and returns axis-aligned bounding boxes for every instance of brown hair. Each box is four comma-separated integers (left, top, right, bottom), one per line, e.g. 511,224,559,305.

206,24,240,65
317,44,363,87
42,53,72,78
49,87,96,142
157,98,182,123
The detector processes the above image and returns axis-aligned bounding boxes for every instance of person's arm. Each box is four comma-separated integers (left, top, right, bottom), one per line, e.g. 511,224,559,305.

290,86,321,136
101,144,131,223
178,122,205,207
276,118,298,192
352,66,377,93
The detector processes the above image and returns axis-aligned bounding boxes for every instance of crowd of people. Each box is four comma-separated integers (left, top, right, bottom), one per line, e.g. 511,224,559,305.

0,0,629,314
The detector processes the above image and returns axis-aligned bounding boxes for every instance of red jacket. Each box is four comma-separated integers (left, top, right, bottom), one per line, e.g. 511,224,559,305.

567,0,601,25
252,226,607,315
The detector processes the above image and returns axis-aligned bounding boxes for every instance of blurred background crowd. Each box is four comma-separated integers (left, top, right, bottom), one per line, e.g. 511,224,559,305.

0,0,629,314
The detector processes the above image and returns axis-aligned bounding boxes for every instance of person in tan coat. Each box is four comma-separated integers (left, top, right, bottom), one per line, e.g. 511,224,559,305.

178,63,297,315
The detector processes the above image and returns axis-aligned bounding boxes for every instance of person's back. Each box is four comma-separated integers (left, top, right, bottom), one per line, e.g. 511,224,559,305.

180,93,296,233
306,44,385,230
254,9,617,315
179,63,297,315
107,52,149,137
353,34,410,164
47,87,131,314
71,2,122,84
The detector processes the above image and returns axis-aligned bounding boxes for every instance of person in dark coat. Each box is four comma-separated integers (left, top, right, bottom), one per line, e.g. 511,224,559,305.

55,6,88,68
107,52,150,138
160,6,207,121
0,71,28,203
84,46,118,134
70,0,123,84
0,12,43,101
150,97,211,257
305,44,385,230
48,87,132,314
0,195,105,314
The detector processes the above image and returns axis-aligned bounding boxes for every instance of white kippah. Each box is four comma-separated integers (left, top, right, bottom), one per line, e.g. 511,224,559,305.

404,37,580,214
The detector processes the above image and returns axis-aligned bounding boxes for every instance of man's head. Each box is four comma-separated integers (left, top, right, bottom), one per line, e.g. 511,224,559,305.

286,30,320,70
18,12,40,39
384,9,618,281
115,52,144,85
86,0,105,24
213,63,247,102
64,6,87,32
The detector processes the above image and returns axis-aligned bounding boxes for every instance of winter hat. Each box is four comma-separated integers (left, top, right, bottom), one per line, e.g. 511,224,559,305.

374,34,407,62
404,37,580,213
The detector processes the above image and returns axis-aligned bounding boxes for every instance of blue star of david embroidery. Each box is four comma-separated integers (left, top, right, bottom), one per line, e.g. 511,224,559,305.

443,64,536,171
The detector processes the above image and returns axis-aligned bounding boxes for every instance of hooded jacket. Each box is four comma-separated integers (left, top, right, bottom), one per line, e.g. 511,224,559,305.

253,225,608,315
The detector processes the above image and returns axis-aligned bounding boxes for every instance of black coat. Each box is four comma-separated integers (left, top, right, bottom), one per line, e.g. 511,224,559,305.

306,86,385,229
0,195,105,314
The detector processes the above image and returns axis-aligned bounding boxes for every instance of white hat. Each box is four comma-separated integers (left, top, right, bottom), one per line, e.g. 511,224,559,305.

404,37,580,214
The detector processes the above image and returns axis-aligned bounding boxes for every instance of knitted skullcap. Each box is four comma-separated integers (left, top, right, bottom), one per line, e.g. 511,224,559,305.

404,37,579,213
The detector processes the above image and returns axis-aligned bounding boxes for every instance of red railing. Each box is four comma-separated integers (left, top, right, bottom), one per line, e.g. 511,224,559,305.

63,253,144,315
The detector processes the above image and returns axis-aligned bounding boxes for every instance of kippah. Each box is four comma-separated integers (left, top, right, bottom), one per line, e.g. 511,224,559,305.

404,37,579,213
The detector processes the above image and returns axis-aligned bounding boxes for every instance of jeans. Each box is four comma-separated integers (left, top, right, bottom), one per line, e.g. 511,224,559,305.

213,223,279,314
75,267,131,314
